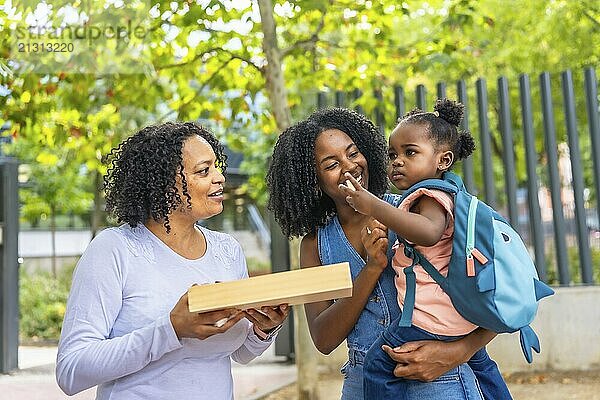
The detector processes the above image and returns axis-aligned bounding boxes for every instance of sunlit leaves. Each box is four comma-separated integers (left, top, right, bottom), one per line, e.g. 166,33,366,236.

1,0,598,218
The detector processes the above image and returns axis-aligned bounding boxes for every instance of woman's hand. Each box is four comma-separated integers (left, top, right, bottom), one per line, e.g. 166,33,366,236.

362,218,389,271
169,290,245,340
244,304,290,334
382,339,470,382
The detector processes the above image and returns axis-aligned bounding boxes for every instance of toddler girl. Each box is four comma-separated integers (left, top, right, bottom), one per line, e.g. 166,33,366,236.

341,98,507,399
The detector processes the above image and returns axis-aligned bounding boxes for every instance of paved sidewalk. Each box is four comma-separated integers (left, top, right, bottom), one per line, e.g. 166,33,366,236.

0,346,296,400
262,370,600,400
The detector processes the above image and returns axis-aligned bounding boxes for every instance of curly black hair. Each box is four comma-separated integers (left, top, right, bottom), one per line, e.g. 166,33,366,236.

267,107,388,238
398,98,476,167
104,121,227,233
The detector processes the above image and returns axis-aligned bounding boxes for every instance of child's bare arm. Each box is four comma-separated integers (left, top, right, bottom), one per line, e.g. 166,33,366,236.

340,173,447,246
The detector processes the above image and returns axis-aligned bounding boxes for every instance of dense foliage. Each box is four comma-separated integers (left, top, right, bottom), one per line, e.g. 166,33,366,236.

19,265,73,341
1,0,598,216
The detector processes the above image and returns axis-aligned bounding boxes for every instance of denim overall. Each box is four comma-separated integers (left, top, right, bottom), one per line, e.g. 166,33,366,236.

317,194,512,400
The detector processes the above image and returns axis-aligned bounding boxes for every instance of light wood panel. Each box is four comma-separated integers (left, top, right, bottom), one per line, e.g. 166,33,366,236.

188,262,352,313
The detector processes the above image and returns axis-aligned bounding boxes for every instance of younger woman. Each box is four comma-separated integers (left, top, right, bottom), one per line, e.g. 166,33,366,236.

267,107,511,400
341,99,509,399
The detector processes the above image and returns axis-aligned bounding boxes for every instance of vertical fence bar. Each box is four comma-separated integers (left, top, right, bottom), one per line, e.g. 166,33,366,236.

374,89,385,136
317,91,327,109
335,90,345,107
540,72,570,284
394,85,405,120
437,82,447,99
519,74,547,280
353,88,364,115
270,215,293,359
0,158,19,373
416,84,427,110
584,67,600,238
562,70,593,283
457,80,475,192
497,77,519,225
476,78,497,207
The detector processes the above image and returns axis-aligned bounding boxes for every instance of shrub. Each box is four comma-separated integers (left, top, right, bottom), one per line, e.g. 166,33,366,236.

19,265,74,341
18,256,272,341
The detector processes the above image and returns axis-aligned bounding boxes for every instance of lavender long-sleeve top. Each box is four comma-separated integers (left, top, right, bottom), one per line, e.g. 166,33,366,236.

56,224,275,399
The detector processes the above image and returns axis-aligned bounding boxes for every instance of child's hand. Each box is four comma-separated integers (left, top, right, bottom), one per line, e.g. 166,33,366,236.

338,172,378,216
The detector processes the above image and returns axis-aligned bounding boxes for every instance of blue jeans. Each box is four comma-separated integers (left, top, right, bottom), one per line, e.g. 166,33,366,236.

363,324,513,400
343,344,511,400
340,348,367,400
364,324,484,399
468,346,513,400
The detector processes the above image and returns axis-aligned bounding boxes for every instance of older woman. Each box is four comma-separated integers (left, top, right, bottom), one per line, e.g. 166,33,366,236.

266,108,511,400
56,122,289,399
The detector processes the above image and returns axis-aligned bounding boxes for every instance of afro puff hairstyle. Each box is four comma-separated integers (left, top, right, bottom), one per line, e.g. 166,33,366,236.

104,121,227,233
267,107,388,238
396,98,476,167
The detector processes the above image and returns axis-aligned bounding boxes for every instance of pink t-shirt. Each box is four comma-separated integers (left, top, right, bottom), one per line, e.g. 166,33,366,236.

393,188,477,336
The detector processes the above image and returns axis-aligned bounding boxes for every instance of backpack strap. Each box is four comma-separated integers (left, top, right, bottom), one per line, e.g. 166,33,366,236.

442,171,466,191
399,171,465,201
394,174,464,327
397,246,418,327
400,178,459,202
413,247,448,287
396,237,449,327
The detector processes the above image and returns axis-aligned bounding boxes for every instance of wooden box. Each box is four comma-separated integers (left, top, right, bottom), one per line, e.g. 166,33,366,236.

188,262,352,313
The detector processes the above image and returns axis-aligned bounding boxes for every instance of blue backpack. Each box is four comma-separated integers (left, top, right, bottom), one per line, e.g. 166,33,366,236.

395,172,554,363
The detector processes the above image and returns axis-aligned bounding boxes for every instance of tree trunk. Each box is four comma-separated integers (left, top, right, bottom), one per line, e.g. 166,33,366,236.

294,305,319,400
257,1,319,398
286,176,320,397
291,238,319,400
257,0,292,132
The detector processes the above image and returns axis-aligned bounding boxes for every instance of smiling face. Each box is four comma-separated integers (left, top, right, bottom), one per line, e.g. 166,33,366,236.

387,122,453,190
314,128,369,204
175,135,226,221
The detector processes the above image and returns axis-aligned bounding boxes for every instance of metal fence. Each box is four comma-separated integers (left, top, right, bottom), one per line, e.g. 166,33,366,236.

316,67,600,286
